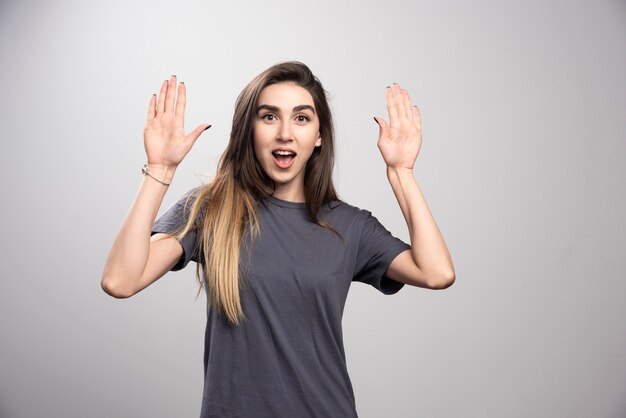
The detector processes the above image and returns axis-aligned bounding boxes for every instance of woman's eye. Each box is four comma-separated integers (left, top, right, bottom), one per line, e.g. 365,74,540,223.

296,115,310,122
262,114,275,121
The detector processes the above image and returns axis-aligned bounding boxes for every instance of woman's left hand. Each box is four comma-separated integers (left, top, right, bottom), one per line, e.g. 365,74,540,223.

374,83,422,170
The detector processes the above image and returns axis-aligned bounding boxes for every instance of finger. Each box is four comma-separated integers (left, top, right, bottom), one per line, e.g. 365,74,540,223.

175,82,186,122
385,86,398,126
402,89,413,122
147,94,156,120
156,80,168,114
164,74,177,113
373,115,389,134
393,83,411,118
185,124,212,145
392,83,406,119
413,106,422,131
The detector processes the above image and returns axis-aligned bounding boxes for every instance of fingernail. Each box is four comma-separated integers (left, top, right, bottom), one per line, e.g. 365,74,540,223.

203,125,212,131
172,74,177,78
373,117,379,125
180,81,184,85
386,85,390,89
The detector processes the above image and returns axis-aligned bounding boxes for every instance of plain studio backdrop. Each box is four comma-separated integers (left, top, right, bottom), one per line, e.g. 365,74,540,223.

1,0,624,417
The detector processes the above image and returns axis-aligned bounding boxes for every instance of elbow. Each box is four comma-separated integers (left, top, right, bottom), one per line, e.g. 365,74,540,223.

100,277,136,299
428,272,455,290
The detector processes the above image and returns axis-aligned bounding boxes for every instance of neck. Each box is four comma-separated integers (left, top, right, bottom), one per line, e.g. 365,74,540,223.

262,184,306,203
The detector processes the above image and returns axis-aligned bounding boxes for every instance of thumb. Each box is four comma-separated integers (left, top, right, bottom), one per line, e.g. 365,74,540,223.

373,116,388,138
186,124,212,144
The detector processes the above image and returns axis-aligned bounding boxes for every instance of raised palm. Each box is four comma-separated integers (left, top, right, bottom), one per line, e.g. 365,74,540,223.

374,83,422,170
144,75,210,168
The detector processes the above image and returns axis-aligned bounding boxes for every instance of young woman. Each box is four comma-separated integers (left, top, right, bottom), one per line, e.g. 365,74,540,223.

101,61,455,417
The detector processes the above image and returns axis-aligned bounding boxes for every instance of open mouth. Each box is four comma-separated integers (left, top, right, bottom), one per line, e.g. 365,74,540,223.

272,150,297,168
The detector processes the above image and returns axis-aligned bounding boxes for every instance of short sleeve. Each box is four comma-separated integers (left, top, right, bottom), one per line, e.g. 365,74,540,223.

151,187,202,272
352,210,411,295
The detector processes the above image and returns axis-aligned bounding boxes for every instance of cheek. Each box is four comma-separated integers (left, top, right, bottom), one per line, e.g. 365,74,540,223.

252,141,265,164
253,124,273,146
252,127,266,154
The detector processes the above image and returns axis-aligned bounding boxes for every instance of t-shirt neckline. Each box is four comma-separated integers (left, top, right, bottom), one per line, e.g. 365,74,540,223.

265,195,307,209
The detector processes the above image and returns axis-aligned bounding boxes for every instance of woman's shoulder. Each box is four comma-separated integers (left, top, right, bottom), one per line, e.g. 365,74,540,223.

327,197,373,213
323,199,373,225
170,185,210,222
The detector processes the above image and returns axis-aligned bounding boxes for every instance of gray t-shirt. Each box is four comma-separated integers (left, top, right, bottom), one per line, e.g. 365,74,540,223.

151,187,411,418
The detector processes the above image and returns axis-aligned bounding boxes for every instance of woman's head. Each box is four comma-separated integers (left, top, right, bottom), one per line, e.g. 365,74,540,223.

252,81,321,202
218,61,337,205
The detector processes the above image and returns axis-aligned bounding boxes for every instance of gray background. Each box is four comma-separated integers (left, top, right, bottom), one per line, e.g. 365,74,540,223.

1,0,624,417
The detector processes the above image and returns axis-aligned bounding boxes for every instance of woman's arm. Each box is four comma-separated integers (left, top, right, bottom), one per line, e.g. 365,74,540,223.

101,75,210,297
374,83,455,289
100,168,180,298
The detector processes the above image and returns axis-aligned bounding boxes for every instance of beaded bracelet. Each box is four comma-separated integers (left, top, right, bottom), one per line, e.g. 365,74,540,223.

141,163,171,186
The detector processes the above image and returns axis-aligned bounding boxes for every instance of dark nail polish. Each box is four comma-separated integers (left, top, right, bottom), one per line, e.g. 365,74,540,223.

203,125,212,131
180,81,184,85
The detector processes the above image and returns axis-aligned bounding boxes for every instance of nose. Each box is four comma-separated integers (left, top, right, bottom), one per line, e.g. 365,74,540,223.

277,120,294,141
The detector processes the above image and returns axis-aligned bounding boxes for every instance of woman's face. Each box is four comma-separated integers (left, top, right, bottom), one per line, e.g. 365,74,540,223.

253,81,321,202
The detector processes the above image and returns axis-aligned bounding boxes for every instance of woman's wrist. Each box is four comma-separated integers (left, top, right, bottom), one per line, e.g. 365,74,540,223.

143,163,177,185
386,165,414,180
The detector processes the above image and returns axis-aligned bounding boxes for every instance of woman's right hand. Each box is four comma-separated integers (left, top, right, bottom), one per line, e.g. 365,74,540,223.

144,75,211,168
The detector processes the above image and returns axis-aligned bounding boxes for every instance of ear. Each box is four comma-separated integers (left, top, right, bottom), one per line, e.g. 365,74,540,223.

315,132,322,147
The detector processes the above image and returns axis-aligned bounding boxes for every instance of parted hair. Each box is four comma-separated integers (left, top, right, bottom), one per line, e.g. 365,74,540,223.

163,61,341,326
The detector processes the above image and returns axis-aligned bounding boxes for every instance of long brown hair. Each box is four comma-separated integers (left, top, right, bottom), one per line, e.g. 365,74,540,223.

164,61,340,326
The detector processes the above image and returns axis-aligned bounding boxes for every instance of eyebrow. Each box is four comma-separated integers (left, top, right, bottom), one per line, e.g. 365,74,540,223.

256,104,316,115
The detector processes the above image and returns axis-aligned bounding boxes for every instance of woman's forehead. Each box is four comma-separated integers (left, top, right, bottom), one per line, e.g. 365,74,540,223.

257,82,315,108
